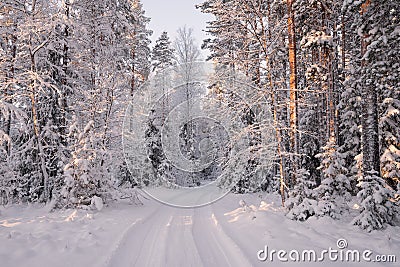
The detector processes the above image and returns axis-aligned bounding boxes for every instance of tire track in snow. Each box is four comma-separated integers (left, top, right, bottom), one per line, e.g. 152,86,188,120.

104,191,254,267
164,209,204,266
103,204,170,267
132,207,171,267
209,202,265,267
192,205,253,267
102,217,143,267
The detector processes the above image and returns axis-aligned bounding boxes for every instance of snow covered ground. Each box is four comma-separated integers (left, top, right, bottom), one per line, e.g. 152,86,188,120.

1,192,399,267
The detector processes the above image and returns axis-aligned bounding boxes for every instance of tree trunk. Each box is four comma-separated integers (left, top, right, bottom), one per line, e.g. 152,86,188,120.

321,6,335,141
360,0,380,174
131,44,136,96
29,1,49,201
287,0,298,186
262,1,286,205
4,30,17,156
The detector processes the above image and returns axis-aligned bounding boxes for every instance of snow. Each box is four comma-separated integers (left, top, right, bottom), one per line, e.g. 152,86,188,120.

0,192,399,267
91,196,104,211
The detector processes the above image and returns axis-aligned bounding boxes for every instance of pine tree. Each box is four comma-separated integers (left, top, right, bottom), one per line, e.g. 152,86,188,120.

152,31,174,72
286,169,317,221
380,98,400,190
121,0,152,93
295,0,343,189
315,136,351,219
144,110,166,186
339,0,364,194
338,74,363,192
352,171,396,232
62,119,101,206
197,0,244,67
376,2,400,191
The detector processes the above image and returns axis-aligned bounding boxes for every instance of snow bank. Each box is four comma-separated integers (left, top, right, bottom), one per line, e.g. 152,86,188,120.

1,193,399,267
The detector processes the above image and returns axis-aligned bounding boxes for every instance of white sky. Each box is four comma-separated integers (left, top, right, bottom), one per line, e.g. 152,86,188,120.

141,0,213,58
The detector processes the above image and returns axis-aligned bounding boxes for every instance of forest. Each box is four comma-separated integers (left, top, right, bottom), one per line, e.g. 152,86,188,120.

0,0,399,234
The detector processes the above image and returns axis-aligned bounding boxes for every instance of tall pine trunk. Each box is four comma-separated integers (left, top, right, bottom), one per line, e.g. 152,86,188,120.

287,0,298,186
28,4,49,202
360,0,380,174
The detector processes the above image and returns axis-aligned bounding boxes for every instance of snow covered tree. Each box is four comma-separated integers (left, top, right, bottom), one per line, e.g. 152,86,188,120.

62,119,104,207
380,98,400,190
152,31,174,72
174,26,200,64
338,0,364,194
122,0,152,93
151,32,174,123
339,0,400,230
374,1,400,191
352,0,381,175
0,0,153,206
58,0,153,206
198,0,290,199
352,171,396,232
315,136,351,219
0,0,71,203
338,73,363,192
295,0,344,191
286,169,317,221
144,110,166,186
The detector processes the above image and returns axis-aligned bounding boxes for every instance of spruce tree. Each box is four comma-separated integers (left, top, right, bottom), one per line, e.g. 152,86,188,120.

352,171,396,232
315,136,351,219
152,31,174,72
286,169,317,221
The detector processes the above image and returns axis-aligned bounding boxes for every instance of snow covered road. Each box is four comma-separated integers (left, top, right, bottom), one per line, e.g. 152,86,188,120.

1,192,399,267
105,203,252,267
105,188,253,267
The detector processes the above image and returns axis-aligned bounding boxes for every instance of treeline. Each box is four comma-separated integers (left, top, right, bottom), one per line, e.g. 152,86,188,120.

198,0,399,231
0,0,152,207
